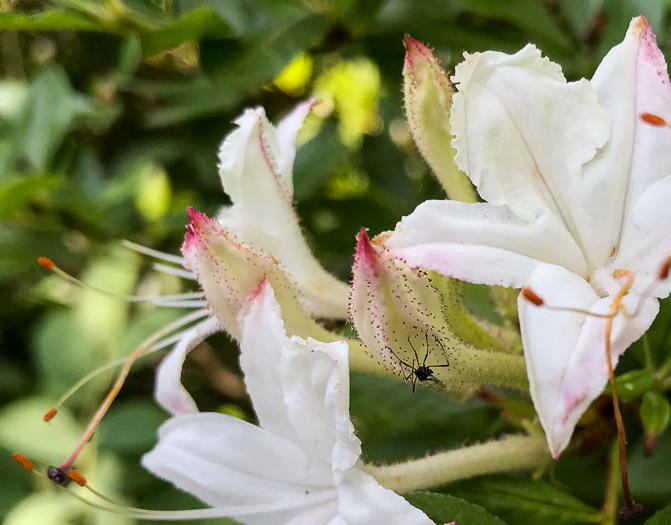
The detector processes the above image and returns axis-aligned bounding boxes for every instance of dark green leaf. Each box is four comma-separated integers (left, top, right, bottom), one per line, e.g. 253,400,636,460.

294,120,350,201
0,174,61,216
453,0,571,52
98,399,169,454
338,0,387,35
18,68,95,171
141,8,232,57
201,14,330,87
603,369,657,401
117,35,143,82
641,391,671,439
559,0,603,37
646,501,671,524
447,477,602,525
350,373,498,460
175,0,255,35
405,492,509,525
0,10,103,32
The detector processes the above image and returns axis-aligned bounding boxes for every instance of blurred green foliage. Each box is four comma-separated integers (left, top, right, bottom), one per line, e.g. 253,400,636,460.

2,0,671,524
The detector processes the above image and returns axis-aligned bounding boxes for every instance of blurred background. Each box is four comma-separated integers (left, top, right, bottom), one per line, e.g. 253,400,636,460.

2,1,671,524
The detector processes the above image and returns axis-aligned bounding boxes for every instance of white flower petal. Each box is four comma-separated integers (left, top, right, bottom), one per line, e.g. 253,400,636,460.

577,16,671,269
631,175,671,233
386,199,587,287
155,317,221,416
572,18,638,267
280,337,357,468
217,106,297,243
612,175,671,298
619,17,671,250
142,413,337,525
285,501,341,525
520,263,659,458
238,280,361,473
450,44,610,233
217,105,349,319
336,468,435,525
237,279,307,444
276,100,316,193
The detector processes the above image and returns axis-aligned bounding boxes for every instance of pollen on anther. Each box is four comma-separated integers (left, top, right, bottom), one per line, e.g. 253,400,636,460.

68,469,87,487
521,287,544,306
640,112,667,126
43,408,57,422
12,453,34,471
658,256,671,280
37,257,55,270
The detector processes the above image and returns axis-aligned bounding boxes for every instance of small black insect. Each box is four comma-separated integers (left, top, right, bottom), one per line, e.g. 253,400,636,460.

388,333,450,392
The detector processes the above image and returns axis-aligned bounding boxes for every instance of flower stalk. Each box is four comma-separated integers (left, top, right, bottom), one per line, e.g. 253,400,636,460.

364,433,550,494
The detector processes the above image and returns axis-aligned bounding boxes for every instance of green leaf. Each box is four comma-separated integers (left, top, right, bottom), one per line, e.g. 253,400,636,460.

0,175,61,217
141,8,232,57
337,0,387,35
405,492,509,525
117,35,143,83
201,14,330,87
453,0,571,52
641,391,671,438
98,399,168,454
447,477,602,525
18,68,94,171
559,0,604,37
294,120,350,201
140,77,242,127
628,427,671,500
0,10,103,32
603,369,657,401
350,373,498,460
646,501,671,524
175,0,255,35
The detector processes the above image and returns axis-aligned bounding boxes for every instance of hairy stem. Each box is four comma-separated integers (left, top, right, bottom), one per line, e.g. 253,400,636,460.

364,433,550,494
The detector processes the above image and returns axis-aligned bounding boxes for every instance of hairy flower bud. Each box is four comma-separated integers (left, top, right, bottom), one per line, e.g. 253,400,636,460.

349,229,527,391
403,35,476,202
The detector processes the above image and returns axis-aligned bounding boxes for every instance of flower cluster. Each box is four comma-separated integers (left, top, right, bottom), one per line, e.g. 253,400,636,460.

17,13,671,525
387,15,671,458
134,17,671,524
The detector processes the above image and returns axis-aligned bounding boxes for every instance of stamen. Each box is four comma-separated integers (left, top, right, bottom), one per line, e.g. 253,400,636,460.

122,239,184,265
68,469,87,487
12,452,34,471
37,256,201,306
51,309,210,477
640,112,668,127
521,288,544,306
603,270,642,518
153,262,195,280
521,288,613,318
658,256,671,280
43,408,57,422
38,257,55,270
65,480,336,520
47,311,207,415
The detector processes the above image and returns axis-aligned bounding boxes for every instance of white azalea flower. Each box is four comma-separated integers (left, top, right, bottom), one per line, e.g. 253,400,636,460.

384,16,671,457
151,102,354,414
217,101,350,320
143,280,434,525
